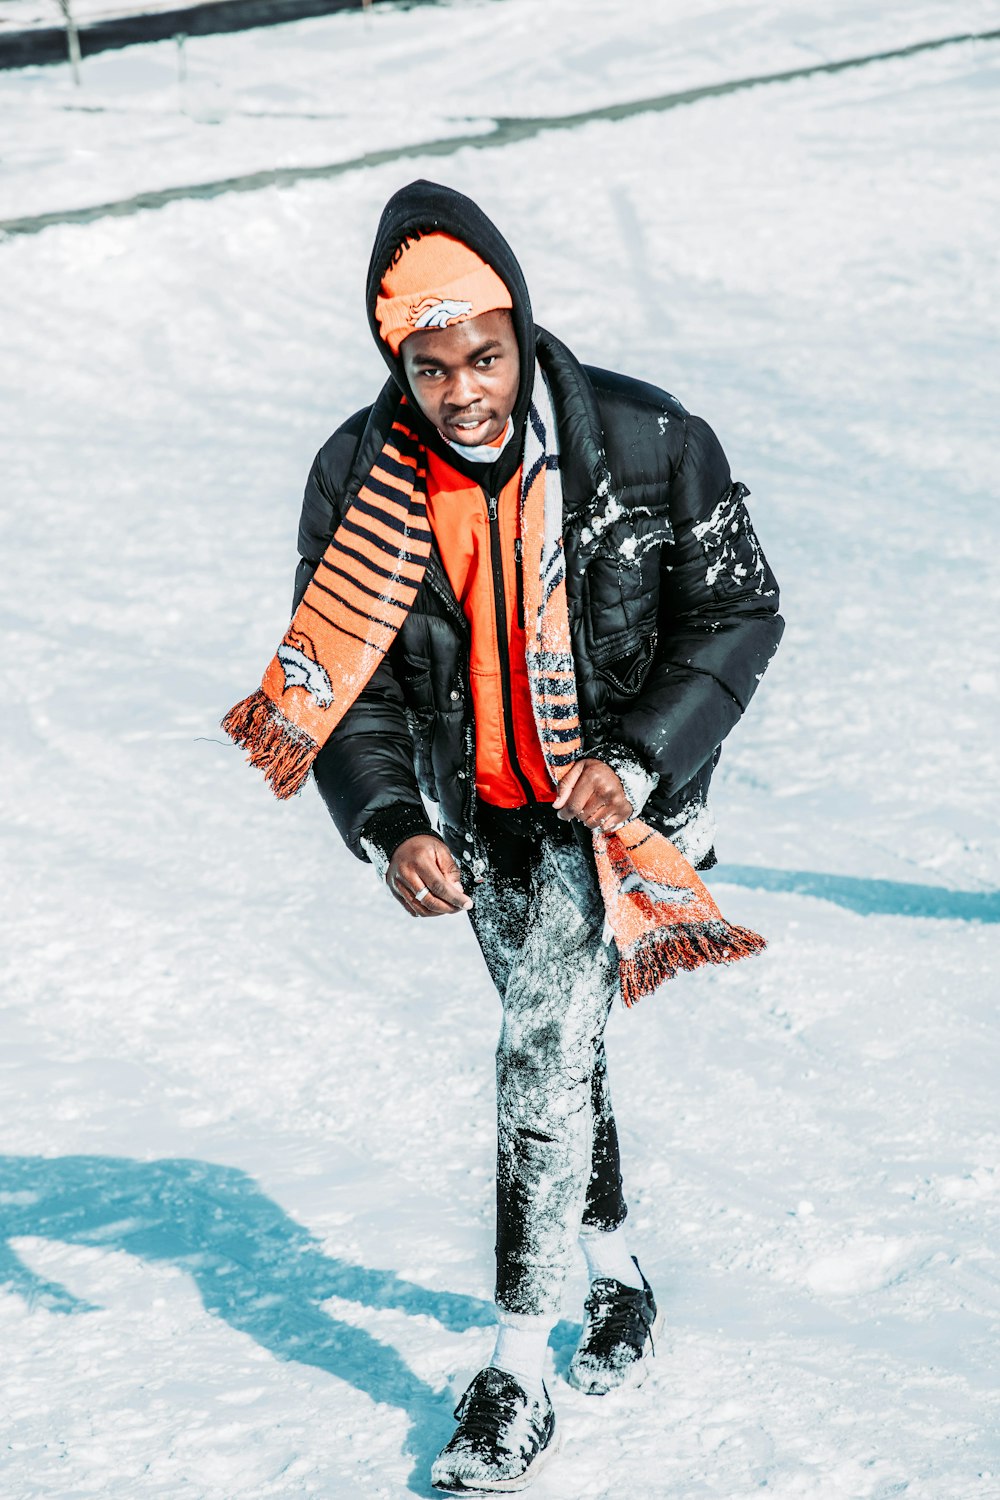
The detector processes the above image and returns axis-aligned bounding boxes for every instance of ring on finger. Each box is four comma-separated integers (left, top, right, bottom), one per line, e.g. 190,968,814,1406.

413,886,431,903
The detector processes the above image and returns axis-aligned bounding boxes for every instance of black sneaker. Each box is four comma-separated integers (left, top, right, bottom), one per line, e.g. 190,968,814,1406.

567,1257,662,1396
431,1367,559,1494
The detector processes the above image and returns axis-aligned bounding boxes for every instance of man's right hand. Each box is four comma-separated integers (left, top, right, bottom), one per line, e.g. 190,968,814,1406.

387,835,473,918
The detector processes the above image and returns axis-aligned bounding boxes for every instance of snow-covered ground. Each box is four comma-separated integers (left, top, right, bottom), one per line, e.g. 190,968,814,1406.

0,0,210,29
2,1,999,1496
3,0,1000,222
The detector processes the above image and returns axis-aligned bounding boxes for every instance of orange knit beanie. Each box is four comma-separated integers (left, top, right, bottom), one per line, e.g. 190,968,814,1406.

375,231,512,355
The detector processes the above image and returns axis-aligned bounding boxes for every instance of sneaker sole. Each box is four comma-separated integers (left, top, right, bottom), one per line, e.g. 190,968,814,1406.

431,1422,562,1495
565,1305,666,1396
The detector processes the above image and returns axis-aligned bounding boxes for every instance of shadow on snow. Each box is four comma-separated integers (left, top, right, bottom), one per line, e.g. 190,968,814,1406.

0,1154,572,1495
711,864,1000,923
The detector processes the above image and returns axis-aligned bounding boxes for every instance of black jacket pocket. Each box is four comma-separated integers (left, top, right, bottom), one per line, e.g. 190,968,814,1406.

594,631,658,695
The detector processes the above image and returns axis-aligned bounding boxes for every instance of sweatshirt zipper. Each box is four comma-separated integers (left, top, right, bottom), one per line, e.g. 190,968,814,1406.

485,488,536,805
514,537,525,632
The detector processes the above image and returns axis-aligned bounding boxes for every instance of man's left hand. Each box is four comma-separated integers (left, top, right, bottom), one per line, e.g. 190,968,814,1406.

552,759,633,832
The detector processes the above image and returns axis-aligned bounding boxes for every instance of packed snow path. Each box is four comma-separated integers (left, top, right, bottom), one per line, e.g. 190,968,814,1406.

3,19,1000,237
1,1,999,1496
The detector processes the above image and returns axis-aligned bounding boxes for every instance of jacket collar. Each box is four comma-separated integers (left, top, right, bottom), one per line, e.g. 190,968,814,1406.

533,326,610,521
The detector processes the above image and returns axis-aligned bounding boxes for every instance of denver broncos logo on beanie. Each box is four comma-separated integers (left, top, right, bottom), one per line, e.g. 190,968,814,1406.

375,233,512,354
411,297,474,331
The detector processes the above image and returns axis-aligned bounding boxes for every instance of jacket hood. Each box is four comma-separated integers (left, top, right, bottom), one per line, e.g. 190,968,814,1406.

365,180,536,447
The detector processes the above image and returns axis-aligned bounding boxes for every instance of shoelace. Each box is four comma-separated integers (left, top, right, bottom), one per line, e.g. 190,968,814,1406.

453,1385,522,1443
583,1283,655,1354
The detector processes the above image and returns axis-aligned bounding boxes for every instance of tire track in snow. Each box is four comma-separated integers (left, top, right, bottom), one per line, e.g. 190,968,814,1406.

1,25,998,239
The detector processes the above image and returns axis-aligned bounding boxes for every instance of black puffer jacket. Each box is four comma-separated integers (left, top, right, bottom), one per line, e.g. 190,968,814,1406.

294,182,784,878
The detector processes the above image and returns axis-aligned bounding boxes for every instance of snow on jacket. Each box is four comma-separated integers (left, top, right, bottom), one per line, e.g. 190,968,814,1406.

292,181,784,879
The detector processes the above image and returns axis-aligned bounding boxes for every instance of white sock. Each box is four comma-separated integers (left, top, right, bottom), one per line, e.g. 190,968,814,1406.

489,1309,554,1404
579,1223,644,1289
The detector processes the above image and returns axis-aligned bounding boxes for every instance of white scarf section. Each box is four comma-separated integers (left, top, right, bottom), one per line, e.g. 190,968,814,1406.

443,417,515,464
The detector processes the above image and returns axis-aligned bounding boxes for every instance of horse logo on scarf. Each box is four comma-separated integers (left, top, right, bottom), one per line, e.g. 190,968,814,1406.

618,870,696,908
276,630,334,708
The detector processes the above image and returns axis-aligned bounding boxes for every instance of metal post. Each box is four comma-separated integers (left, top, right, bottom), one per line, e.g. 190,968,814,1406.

55,0,81,86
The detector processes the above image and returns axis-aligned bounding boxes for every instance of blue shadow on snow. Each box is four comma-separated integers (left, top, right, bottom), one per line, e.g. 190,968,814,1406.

0,1154,576,1495
711,864,1000,924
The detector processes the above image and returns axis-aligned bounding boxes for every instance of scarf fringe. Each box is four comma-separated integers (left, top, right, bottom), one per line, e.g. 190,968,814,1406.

618,919,767,1008
221,688,319,799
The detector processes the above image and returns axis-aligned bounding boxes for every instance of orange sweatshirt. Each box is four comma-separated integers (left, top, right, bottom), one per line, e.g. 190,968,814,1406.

425,447,555,808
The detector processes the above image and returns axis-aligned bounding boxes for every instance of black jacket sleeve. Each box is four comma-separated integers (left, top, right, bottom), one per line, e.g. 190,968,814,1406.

610,415,784,794
293,434,433,864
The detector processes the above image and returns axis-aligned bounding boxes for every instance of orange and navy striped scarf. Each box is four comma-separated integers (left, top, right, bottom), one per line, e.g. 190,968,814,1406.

518,368,764,1004
222,414,430,797
223,364,765,1004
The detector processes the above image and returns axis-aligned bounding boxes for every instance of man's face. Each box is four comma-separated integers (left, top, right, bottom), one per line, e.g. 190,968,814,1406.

400,309,520,447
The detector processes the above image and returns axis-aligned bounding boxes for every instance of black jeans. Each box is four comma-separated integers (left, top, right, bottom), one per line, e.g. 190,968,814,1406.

469,802,627,1317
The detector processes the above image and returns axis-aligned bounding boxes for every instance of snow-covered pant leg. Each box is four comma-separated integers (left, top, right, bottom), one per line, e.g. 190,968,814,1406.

471,823,625,1318
586,1038,626,1233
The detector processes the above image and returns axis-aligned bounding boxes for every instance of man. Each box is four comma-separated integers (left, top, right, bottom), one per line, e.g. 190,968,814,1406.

225,179,783,1493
